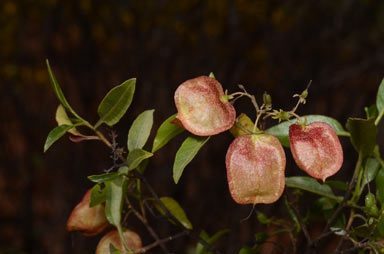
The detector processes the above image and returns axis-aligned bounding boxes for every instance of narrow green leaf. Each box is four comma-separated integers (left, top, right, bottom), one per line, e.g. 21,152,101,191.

46,60,81,119
209,72,216,78
89,183,109,207
88,172,121,183
265,115,349,147
44,124,73,152
173,136,210,184
152,114,184,153
105,176,127,228
376,78,384,112
209,229,230,243
155,197,193,230
96,78,136,127
195,229,230,254
375,169,384,205
195,230,210,254
127,109,155,152
346,118,377,156
126,149,153,171
285,176,342,202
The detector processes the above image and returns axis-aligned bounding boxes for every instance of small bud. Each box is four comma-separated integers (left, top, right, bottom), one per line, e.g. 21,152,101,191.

301,89,308,99
263,92,272,108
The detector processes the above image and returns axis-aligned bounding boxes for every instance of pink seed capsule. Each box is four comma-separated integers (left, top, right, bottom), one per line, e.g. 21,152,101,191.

174,76,236,136
66,189,109,236
289,122,343,181
96,229,143,253
226,134,286,205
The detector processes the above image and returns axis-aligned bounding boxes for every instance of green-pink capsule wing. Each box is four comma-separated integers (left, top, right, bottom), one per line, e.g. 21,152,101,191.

174,76,236,136
226,134,286,205
289,121,343,181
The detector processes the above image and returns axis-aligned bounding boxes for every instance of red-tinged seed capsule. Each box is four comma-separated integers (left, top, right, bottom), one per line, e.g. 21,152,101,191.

226,134,286,205
96,229,143,253
174,76,236,136
289,122,343,182
66,189,109,236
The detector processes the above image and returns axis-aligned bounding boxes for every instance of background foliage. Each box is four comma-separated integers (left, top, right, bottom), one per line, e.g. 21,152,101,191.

1,0,384,253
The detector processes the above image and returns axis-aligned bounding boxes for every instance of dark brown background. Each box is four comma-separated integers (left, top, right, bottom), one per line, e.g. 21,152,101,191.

1,0,384,253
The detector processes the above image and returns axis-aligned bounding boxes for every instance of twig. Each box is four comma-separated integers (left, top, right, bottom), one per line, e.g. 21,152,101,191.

134,232,188,253
133,171,223,254
286,200,311,243
127,197,170,253
95,129,223,253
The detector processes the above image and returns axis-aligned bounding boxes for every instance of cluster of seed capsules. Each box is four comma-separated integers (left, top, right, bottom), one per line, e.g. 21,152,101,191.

65,76,344,252
174,75,343,205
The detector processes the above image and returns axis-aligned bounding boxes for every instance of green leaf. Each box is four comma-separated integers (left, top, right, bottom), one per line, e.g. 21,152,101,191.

265,115,349,147
195,229,230,254
285,176,342,202
88,172,121,183
363,157,380,186
89,183,109,207
346,118,377,156
136,157,150,174
105,176,127,228
376,169,384,205
55,105,84,136
377,216,384,237
44,124,73,152
46,60,81,119
314,197,337,211
209,72,216,79
195,230,210,254
239,246,258,254
126,149,153,171
325,180,348,191
376,78,384,112
109,243,122,254
96,78,136,128
127,109,155,152
365,104,379,120
208,229,230,244
155,197,193,230
256,211,272,224
254,232,270,242
173,136,210,184
152,114,184,153
284,196,300,232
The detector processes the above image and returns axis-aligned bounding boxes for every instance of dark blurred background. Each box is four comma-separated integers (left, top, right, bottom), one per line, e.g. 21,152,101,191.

1,0,384,253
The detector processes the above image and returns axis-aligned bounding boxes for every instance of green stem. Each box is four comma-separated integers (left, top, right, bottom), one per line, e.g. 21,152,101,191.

84,122,113,147
352,163,365,203
351,152,364,204
253,112,263,133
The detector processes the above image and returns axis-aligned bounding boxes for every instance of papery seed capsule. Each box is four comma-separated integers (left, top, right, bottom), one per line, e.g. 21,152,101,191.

289,122,343,181
96,229,143,254
66,189,109,236
226,134,286,205
174,76,236,136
